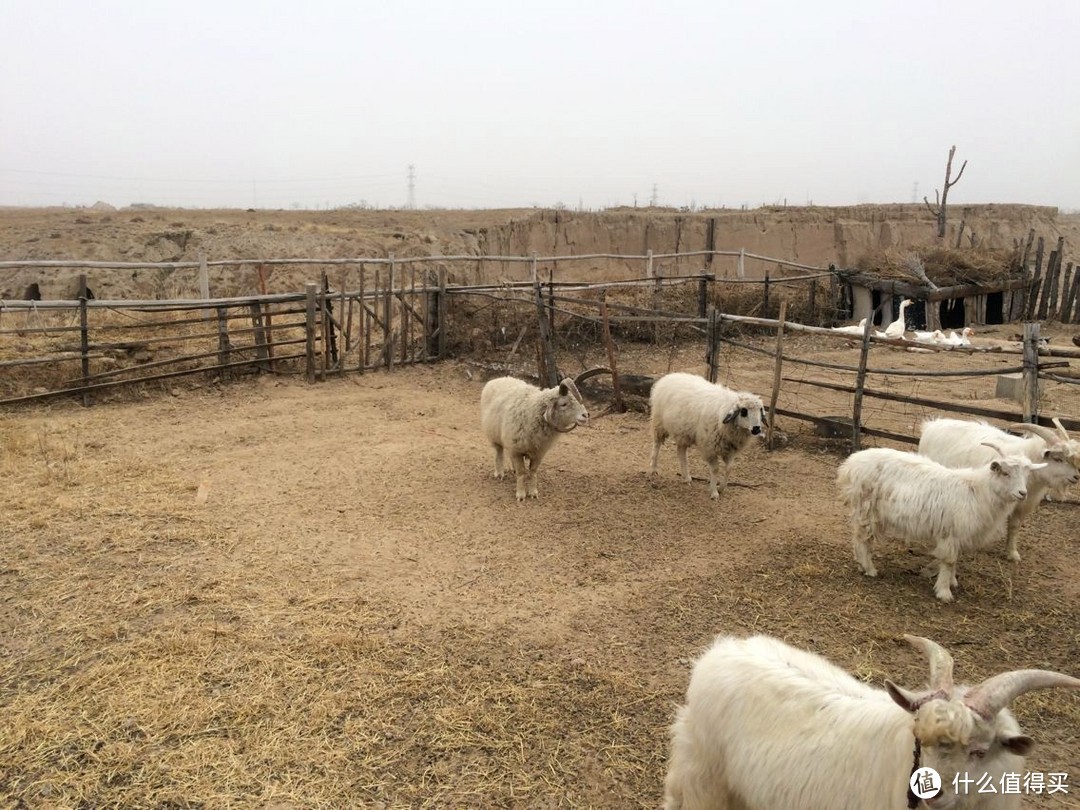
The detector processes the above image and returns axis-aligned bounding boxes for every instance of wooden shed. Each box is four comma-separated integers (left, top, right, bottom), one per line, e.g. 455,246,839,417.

837,247,1026,331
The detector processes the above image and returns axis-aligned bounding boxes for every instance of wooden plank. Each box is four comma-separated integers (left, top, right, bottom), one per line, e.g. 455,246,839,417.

305,283,317,383
767,300,787,450
533,259,558,387
385,257,394,371
359,264,367,373
216,306,231,381
1064,264,1080,324
1057,263,1073,322
78,274,91,407
789,377,1078,431
437,267,447,359
1022,322,1040,422
706,307,719,383
1026,236,1045,319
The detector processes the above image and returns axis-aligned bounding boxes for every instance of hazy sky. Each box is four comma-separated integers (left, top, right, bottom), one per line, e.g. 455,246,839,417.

3,0,1078,211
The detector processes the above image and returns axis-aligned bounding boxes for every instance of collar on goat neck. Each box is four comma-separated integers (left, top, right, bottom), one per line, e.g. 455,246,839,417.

907,736,923,809
544,412,578,433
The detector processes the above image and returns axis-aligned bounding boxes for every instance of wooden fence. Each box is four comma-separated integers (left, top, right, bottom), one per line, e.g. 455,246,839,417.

2,250,1078,451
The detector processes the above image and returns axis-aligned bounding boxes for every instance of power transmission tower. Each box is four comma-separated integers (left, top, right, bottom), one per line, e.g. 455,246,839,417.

911,181,919,204
407,164,416,210
649,183,658,207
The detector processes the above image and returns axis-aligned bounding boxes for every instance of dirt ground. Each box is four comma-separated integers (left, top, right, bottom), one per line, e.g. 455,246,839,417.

1,335,1078,808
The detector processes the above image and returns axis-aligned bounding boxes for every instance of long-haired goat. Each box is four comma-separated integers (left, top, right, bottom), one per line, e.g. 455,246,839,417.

664,633,1080,810
480,376,588,501
649,372,765,500
836,447,1044,601
919,418,1080,561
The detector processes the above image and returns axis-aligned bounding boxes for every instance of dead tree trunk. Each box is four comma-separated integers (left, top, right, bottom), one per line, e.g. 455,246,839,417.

924,145,967,239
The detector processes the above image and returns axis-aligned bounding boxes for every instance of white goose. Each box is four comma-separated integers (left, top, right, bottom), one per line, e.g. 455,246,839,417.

913,329,945,343
881,299,912,340
830,317,868,336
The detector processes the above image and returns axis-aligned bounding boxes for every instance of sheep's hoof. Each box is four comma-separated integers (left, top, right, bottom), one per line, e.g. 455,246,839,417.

935,589,955,603
1007,550,1021,562
527,490,539,499
515,491,526,502
493,471,504,480
860,567,878,578
709,491,720,501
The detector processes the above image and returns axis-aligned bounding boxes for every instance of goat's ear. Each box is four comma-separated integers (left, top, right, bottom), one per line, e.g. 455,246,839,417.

1001,735,1035,756
990,460,1003,474
885,680,921,713
722,408,739,424
558,383,569,396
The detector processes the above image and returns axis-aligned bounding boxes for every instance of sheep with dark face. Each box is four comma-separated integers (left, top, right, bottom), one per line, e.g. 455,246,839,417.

649,373,765,500
480,376,588,501
664,633,1080,810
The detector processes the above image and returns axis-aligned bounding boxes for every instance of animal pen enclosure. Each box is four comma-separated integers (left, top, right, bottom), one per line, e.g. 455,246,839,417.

2,251,1080,810
2,248,1079,446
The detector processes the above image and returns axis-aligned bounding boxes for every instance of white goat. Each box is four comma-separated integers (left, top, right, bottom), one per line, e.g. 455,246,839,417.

480,376,588,501
836,447,1044,601
664,633,1080,810
648,373,765,500
919,418,1080,561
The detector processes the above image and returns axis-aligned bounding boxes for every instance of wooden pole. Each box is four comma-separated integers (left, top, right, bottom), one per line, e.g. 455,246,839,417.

78,274,90,407
1038,247,1059,320
198,252,210,300
706,306,719,384
767,300,787,450
807,277,818,325
1022,322,1040,422
1026,237,1045,319
598,291,624,412
1057,262,1073,322
1063,264,1079,325
216,306,231,381
305,283,317,383
257,264,276,372
852,309,874,450
249,302,269,371
359,264,368,372
340,271,350,353
763,271,771,316
533,255,558,387
385,254,394,371
697,273,712,319
437,267,447,359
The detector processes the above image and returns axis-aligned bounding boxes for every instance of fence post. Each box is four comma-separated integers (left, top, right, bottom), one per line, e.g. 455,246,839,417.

249,302,269,372
1026,237,1044,319
767,301,787,450
705,306,720,384
216,306,231,381
385,254,395,371
646,249,654,279
851,315,873,450
807,278,817,325
1057,263,1074,322
737,248,745,279
1022,322,1040,422
533,254,558,387
697,273,712,319
198,252,210,300
437,267,448,359
305,283,317,383
78,274,91,407
763,271,770,316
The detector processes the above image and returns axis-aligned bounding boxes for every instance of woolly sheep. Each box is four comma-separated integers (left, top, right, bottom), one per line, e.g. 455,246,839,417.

836,447,1044,601
480,376,588,501
664,633,1080,810
649,373,765,500
919,418,1080,562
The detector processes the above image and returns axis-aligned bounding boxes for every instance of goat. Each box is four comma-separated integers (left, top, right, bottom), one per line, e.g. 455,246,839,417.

836,447,1044,601
648,372,764,500
480,376,588,501
664,632,1080,810
919,418,1080,561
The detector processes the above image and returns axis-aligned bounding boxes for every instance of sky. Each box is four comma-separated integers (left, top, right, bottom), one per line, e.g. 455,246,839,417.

2,0,1079,212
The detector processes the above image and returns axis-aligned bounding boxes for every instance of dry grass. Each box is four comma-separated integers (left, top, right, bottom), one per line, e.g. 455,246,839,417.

1,345,1078,809
853,246,1021,286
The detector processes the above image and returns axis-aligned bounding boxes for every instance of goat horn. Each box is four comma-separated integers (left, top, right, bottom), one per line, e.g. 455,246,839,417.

573,366,612,386
979,441,1004,457
964,669,1080,720
559,377,586,406
1006,422,1060,445
1052,417,1071,442
903,635,954,692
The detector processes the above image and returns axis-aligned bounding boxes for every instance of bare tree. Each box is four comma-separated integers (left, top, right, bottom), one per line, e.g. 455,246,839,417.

924,145,967,239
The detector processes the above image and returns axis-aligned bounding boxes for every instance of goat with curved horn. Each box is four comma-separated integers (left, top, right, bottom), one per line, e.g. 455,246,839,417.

964,669,1080,721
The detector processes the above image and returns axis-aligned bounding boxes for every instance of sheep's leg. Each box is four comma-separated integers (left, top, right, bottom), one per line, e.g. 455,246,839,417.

510,454,529,502
1005,514,1021,562
933,548,958,602
525,447,549,499
650,429,666,475
677,443,692,484
704,455,727,500
492,444,505,479
852,522,877,578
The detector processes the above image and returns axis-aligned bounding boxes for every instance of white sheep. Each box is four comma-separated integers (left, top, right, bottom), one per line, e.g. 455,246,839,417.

836,447,1044,601
919,418,1080,561
480,376,588,501
664,633,1080,810
648,372,765,500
